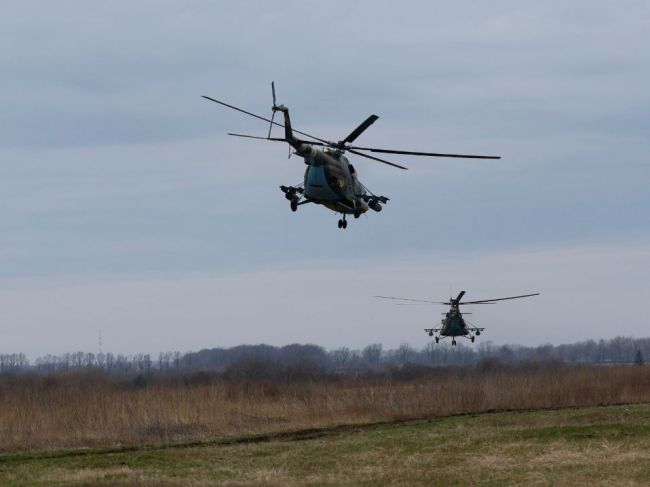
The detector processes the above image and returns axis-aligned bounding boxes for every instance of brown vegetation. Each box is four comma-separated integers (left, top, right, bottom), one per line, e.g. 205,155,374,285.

0,362,648,453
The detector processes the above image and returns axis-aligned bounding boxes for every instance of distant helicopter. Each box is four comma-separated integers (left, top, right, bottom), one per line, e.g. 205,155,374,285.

203,83,500,229
375,291,539,345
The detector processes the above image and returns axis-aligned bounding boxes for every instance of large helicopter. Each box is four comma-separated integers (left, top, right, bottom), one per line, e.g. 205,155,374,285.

203,83,500,229
375,291,539,345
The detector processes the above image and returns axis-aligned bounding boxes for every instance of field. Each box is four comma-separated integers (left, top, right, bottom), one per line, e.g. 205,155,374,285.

1,403,650,485
2,364,650,485
2,364,650,452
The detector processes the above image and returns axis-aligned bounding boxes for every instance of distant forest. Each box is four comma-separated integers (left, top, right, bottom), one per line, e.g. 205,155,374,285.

1,336,648,376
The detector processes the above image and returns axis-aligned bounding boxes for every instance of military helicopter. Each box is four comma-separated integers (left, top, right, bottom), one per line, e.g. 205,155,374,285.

202,83,500,229
375,291,539,345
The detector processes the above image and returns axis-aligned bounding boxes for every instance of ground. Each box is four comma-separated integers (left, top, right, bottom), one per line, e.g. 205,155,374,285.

1,404,650,486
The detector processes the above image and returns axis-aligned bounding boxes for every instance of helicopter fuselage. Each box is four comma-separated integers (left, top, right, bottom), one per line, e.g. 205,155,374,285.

302,150,369,215
439,308,470,337
279,133,385,228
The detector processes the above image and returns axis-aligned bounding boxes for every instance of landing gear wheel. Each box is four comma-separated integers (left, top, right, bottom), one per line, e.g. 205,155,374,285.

290,199,298,212
452,339,456,346
435,336,439,343
471,336,475,343
353,208,361,219
342,219,347,229
338,219,343,229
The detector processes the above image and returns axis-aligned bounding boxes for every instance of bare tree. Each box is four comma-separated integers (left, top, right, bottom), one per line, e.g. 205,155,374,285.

332,347,352,369
396,343,414,365
84,353,96,368
173,351,181,369
635,350,645,366
362,344,382,367
423,342,438,365
71,351,84,368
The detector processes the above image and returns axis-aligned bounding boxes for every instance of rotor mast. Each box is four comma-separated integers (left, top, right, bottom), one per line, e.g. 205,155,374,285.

450,291,466,310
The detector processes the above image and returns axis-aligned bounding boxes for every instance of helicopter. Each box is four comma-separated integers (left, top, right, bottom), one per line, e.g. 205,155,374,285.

202,83,500,229
375,291,539,345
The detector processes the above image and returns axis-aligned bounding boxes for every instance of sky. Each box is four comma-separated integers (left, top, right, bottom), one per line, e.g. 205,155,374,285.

1,1,649,357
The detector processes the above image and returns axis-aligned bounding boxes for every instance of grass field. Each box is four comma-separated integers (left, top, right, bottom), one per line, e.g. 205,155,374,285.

3,364,649,452
1,403,650,486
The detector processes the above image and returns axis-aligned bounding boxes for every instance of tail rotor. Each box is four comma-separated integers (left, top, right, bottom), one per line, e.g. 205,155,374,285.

267,81,277,139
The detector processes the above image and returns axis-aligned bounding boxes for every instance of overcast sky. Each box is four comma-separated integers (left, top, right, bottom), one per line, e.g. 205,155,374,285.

1,1,649,357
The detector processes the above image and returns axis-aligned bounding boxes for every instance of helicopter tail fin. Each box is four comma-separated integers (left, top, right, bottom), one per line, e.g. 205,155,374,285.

273,104,300,149
269,82,299,149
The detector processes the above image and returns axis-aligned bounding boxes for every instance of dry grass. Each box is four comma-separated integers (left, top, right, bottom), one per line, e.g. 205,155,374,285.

0,364,648,452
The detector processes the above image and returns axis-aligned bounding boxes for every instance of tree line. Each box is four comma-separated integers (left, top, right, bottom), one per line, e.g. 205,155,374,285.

0,336,647,375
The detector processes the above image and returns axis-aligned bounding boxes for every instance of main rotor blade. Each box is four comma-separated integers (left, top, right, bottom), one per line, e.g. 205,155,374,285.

374,295,446,304
455,291,466,302
350,146,501,159
460,293,540,305
202,96,329,144
342,115,379,144
228,133,327,146
228,133,286,142
348,149,408,170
